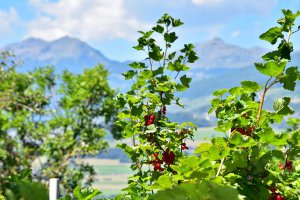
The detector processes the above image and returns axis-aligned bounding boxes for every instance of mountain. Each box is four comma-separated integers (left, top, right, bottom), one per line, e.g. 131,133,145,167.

1,36,129,89
193,37,267,69
1,36,299,127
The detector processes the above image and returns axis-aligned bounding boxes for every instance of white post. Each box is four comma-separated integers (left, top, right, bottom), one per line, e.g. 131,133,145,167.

49,178,60,200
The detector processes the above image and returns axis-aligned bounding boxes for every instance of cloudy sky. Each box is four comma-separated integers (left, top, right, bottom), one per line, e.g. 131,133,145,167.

0,0,300,61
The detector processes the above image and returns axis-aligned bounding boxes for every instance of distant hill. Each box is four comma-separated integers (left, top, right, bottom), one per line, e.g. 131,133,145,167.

193,37,266,69
1,36,129,89
2,36,299,127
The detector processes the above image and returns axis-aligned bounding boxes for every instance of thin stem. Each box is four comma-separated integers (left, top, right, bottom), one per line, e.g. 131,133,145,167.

256,77,279,127
162,26,169,68
216,158,225,177
147,45,154,72
291,29,300,35
174,71,180,80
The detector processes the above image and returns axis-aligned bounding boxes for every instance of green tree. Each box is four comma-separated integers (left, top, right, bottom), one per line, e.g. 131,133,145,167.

0,51,117,194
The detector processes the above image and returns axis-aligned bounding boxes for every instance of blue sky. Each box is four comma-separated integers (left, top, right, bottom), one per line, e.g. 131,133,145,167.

0,0,300,61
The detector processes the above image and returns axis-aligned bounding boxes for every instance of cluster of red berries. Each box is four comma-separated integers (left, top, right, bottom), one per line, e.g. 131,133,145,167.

161,105,166,115
231,126,253,136
181,143,189,150
278,161,293,172
268,187,286,200
162,149,175,165
145,115,155,126
149,153,164,171
149,150,175,171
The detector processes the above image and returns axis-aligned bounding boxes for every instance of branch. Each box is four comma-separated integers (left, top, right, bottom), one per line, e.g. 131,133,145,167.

256,77,279,127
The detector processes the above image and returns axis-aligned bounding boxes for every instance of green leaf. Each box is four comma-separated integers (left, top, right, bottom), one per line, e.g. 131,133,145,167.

277,40,292,60
168,52,176,60
262,51,280,61
172,19,184,27
164,32,178,43
122,70,136,80
156,83,171,92
212,89,228,97
187,51,199,63
255,60,286,77
180,75,192,88
257,127,289,146
145,124,156,133
152,25,164,33
15,181,49,200
148,175,173,190
139,69,152,79
259,27,283,44
224,150,248,170
153,181,239,200
228,87,242,96
279,66,299,91
167,61,185,72
230,133,256,147
129,62,146,69
273,97,294,115
240,80,260,92
73,186,101,200
149,50,163,61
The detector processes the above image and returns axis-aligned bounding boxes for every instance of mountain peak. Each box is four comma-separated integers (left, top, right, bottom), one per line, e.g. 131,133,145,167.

208,37,224,44
22,37,46,44
194,37,267,68
2,35,112,70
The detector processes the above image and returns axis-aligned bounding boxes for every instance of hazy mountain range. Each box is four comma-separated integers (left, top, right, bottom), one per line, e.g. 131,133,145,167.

1,36,299,127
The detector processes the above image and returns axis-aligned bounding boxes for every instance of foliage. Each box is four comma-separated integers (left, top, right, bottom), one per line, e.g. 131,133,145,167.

59,186,101,200
114,14,199,198
1,169,48,200
0,51,117,194
115,10,300,200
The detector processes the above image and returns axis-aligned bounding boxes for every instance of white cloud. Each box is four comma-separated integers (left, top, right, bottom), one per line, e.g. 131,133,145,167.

190,0,277,15
231,30,241,38
0,8,20,37
192,0,222,6
26,0,148,41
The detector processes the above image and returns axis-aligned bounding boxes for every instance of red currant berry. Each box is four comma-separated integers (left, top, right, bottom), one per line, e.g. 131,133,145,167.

276,194,284,200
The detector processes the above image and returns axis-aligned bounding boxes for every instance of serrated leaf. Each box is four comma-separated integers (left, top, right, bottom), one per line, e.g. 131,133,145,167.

172,19,184,27
139,69,152,79
262,51,280,61
187,51,199,63
168,52,176,60
241,80,260,92
255,60,286,77
259,27,283,44
129,62,146,69
230,133,256,147
122,70,136,80
258,128,289,146
213,89,228,97
180,75,192,88
279,66,299,91
148,175,173,190
149,50,163,61
164,32,178,43
273,97,294,115
152,25,164,33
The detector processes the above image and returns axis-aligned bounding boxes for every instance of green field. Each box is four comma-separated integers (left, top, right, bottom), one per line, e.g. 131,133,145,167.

94,165,132,175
